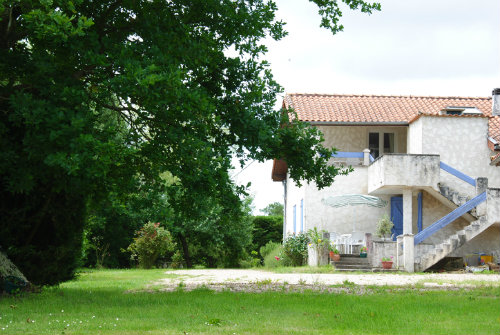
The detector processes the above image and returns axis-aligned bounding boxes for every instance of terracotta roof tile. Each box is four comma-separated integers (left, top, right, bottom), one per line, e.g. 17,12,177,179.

284,93,499,141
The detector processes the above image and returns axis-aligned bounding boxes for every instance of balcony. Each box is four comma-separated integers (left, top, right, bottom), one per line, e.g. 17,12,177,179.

368,154,440,194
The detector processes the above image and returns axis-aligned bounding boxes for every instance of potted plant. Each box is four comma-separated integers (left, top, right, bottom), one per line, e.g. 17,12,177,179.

381,256,394,269
376,214,394,241
328,242,340,262
359,246,367,258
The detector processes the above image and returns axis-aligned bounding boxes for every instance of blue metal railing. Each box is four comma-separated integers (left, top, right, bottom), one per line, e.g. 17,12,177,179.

440,162,476,187
414,191,486,245
332,151,375,163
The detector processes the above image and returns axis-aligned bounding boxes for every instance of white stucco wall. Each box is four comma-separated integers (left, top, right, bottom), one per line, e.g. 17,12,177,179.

284,125,408,237
283,120,500,263
284,175,306,236
303,166,391,236
319,125,407,154
407,117,423,154
408,116,500,193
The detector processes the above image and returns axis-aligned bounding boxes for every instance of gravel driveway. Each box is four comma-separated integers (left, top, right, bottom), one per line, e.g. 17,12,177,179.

156,269,500,292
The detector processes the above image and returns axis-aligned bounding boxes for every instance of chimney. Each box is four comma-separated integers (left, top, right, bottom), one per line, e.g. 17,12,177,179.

493,88,500,116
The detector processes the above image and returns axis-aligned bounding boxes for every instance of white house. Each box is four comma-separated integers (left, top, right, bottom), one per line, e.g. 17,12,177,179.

272,93,500,272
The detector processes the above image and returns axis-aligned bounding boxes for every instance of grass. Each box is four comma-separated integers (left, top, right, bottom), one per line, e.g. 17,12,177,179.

0,269,499,334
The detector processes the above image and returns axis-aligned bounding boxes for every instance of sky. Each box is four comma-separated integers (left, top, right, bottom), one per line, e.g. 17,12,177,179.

231,0,500,214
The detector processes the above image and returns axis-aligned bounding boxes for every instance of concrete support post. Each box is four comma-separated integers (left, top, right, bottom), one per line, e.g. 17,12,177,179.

402,188,414,272
402,234,415,272
363,148,371,166
402,188,413,235
476,177,488,216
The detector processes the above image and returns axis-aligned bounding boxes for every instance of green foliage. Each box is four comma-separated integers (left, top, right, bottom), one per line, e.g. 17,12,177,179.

168,193,254,269
251,215,282,256
127,222,175,269
376,214,394,238
281,233,308,266
260,202,284,216
0,190,86,285
82,180,173,268
309,0,381,34
0,0,378,284
239,250,261,269
260,241,282,259
263,244,283,269
307,227,328,248
170,251,184,269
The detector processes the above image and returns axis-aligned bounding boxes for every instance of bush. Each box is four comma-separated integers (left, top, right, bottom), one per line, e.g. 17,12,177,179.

260,241,281,259
251,216,282,254
376,214,394,238
282,233,308,266
0,189,86,285
239,251,261,269
127,222,175,269
263,244,283,269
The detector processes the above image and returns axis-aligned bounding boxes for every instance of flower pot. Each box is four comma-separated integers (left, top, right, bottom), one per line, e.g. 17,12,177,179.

381,261,393,269
330,252,340,262
359,252,367,258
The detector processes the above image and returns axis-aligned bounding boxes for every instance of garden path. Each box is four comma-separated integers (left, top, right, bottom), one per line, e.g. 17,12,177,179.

156,269,500,292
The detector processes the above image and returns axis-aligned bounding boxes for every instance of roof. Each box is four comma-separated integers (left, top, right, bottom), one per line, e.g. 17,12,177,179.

283,93,500,142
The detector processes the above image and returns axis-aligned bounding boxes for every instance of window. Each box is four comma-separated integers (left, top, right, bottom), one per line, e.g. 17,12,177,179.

369,132,395,159
300,199,304,232
441,106,481,116
369,132,380,158
384,133,394,154
293,205,297,234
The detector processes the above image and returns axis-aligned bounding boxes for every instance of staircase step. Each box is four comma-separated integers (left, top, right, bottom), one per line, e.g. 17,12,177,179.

333,264,370,270
334,268,374,272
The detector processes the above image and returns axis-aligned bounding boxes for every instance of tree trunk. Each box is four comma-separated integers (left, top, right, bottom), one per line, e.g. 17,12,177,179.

179,234,192,268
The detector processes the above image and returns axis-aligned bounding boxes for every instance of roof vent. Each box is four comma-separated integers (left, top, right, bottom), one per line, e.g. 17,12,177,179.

440,106,481,116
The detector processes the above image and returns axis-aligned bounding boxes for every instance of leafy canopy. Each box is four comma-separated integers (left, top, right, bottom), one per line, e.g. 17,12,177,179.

260,202,284,216
0,0,379,283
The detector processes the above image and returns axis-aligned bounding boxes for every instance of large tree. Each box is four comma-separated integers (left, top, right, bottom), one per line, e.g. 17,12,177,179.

0,0,379,284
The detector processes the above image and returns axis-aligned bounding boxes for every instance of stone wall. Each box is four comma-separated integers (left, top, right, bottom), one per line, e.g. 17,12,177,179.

369,240,397,268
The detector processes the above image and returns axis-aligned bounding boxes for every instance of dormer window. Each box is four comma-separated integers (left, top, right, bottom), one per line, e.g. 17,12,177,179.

440,106,481,116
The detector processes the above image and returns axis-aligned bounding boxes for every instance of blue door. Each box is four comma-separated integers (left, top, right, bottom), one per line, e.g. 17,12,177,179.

390,196,403,241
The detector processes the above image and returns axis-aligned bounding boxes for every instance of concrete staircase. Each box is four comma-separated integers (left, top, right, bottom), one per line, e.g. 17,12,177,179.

331,254,371,271
438,182,477,216
414,216,490,272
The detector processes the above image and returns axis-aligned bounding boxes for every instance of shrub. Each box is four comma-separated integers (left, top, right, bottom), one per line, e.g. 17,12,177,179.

127,222,175,269
251,216,283,254
263,244,283,268
376,214,394,238
260,241,281,259
239,251,261,269
281,233,308,266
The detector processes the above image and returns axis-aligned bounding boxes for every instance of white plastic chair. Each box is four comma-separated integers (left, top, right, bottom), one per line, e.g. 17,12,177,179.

348,231,366,254
340,233,352,254
329,232,342,251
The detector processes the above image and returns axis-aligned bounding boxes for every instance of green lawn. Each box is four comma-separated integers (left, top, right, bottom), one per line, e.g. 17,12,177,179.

1,269,499,334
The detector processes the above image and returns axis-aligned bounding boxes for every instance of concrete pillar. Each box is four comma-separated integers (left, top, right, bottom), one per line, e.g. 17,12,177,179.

402,188,414,272
476,177,488,216
403,234,415,272
363,149,371,166
402,188,413,235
